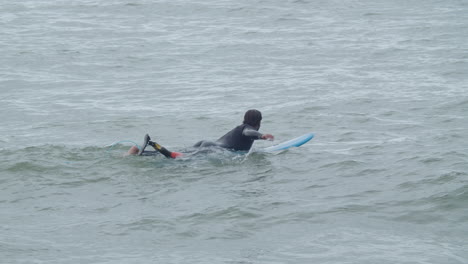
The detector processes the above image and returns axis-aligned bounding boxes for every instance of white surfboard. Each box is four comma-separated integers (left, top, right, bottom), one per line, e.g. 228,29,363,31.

262,133,314,152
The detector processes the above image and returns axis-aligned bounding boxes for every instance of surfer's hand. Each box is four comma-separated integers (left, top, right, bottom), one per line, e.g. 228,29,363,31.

262,134,274,141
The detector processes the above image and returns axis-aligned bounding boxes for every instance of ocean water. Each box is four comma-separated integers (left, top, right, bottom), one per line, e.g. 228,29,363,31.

1,0,467,263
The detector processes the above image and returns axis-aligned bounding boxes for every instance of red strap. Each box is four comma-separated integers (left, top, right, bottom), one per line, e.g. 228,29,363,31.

170,152,183,159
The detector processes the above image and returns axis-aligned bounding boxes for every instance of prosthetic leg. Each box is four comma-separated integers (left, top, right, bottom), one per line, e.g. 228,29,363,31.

139,134,182,159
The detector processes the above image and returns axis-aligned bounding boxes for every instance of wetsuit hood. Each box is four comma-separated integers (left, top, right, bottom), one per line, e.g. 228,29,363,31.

243,109,262,130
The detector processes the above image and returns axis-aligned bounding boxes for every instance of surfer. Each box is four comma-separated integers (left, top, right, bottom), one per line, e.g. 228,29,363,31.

127,109,274,158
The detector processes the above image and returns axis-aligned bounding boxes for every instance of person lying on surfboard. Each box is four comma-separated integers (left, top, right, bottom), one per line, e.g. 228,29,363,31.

127,109,274,159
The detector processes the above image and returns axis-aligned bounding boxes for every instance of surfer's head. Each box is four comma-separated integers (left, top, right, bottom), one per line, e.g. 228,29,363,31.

243,109,262,130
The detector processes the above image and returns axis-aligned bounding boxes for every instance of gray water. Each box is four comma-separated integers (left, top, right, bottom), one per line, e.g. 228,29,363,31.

1,0,468,263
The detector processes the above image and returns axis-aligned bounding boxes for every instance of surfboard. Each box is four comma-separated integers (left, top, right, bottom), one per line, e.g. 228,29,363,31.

261,133,314,152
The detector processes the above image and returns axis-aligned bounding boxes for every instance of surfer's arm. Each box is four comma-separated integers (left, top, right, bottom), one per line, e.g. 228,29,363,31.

243,128,274,141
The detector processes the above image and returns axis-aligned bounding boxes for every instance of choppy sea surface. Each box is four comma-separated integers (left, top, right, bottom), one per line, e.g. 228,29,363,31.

1,0,467,263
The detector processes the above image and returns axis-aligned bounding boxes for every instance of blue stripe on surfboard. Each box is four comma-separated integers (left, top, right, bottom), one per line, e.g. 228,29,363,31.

262,133,314,152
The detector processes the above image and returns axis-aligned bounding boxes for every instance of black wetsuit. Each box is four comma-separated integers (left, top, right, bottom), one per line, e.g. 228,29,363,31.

194,124,263,151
